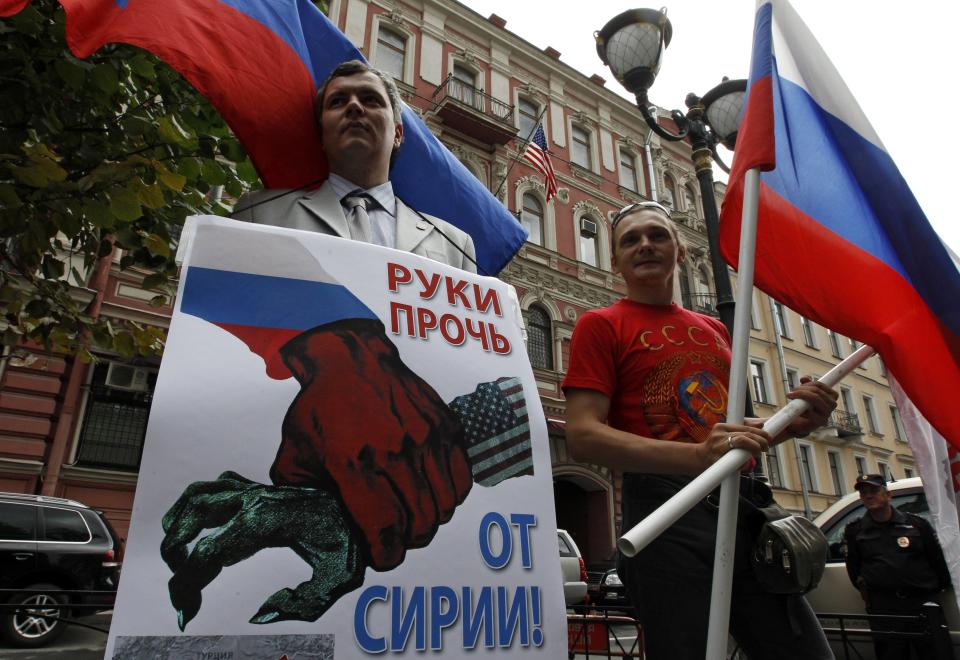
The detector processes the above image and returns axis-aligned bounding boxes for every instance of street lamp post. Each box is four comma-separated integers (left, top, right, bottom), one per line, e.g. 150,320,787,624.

594,8,746,339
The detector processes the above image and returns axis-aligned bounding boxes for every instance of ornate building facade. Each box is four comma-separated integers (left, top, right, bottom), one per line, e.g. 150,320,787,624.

0,0,912,564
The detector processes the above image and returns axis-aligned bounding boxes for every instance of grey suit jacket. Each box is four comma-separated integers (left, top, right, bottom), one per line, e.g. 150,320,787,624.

232,181,477,273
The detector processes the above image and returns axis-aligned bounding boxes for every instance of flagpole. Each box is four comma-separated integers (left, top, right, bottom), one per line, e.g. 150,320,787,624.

492,106,550,202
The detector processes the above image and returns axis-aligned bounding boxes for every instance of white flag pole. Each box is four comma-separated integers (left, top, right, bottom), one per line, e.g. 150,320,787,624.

704,167,762,659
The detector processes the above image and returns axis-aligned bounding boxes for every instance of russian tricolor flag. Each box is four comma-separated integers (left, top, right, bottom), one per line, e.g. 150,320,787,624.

720,0,960,448
0,0,526,274
180,223,376,380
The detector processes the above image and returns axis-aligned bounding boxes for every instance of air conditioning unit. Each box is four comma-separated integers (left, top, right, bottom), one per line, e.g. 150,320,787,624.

105,363,153,392
580,217,598,235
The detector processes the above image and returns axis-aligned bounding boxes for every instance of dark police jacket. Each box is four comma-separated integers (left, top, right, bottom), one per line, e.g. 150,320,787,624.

844,507,951,594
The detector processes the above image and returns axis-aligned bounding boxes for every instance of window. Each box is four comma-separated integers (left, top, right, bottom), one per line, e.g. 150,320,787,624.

800,316,816,347
570,124,592,169
678,263,691,308
663,176,677,209
765,447,784,488
862,395,878,433
42,507,90,542
827,330,843,358
618,149,638,191
889,404,905,440
750,360,769,404
828,451,844,496
520,193,543,246
840,386,855,414
854,455,867,477
451,64,480,110
518,97,539,139
799,444,817,492
877,461,892,483
579,216,599,267
786,367,800,391
375,27,406,81
684,184,697,214
0,503,36,541
904,467,914,479
772,301,789,338
526,305,553,370
76,362,156,470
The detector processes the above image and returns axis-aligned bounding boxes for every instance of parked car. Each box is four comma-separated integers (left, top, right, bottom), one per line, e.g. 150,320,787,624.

586,552,630,611
807,477,960,658
557,529,588,607
0,492,122,648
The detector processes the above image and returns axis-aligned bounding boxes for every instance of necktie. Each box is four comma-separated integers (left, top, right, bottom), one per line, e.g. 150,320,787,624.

343,193,372,243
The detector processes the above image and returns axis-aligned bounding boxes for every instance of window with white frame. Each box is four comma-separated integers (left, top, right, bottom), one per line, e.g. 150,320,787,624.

750,360,770,404
800,316,817,347
799,443,818,492
772,301,790,338
889,404,905,441
451,63,480,110
827,330,844,358
828,451,844,495
765,446,784,488
518,96,539,140
570,124,592,170
618,148,639,192
375,27,406,81
862,395,879,433
520,193,544,246
854,455,867,477
684,184,697,214
786,367,800,391
840,386,855,414
877,461,892,483
578,215,600,268
663,176,677,209
525,305,553,370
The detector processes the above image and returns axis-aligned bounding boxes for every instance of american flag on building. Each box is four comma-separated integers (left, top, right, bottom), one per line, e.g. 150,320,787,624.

522,124,558,201
449,376,533,487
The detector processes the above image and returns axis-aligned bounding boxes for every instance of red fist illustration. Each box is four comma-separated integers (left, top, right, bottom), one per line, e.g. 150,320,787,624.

270,319,473,570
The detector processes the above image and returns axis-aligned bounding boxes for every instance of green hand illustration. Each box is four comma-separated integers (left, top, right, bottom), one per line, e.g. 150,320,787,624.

160,471,366,629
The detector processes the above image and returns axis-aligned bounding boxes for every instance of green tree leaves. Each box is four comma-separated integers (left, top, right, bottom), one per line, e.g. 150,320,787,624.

0,0,263,358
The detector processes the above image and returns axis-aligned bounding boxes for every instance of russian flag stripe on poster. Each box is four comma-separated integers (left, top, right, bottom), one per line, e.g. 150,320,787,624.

3,0,526,275
720,0,960,447
180,224,376,380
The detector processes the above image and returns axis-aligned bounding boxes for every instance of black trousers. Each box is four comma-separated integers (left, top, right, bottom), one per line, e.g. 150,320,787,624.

617,474,833,660
866,592,939,660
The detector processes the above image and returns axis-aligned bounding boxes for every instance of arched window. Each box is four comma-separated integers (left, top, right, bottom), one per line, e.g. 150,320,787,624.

521,193,544,246
526,305,553,370
375,27,406,81
518,96,539,140
578,215,599,267
663,176,677,209
684,184,697,214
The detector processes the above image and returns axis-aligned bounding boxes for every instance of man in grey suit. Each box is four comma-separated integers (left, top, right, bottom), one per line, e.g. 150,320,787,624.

233,60,476,273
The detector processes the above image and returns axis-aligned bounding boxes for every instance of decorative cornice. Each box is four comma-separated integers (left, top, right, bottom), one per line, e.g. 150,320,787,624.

572,199,601,217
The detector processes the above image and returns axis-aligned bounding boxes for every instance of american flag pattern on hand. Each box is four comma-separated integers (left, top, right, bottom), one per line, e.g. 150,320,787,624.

449,377,533,487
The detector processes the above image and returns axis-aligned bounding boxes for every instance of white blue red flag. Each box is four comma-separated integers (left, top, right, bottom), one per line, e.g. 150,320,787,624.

720,0,960,449
0,0,527,274
522,124,558,202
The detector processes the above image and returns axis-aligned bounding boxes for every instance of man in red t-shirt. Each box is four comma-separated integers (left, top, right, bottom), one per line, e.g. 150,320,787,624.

563,201,838,660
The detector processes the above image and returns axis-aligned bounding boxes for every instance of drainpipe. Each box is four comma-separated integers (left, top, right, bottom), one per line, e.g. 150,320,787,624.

42,238,114,496
769,297,813,519
643,128,659,202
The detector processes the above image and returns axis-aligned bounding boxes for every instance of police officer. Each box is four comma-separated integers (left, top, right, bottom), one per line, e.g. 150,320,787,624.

843,473,951,659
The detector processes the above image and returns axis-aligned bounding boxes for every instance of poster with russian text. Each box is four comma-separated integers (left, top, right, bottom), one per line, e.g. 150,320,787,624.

105,216,566,658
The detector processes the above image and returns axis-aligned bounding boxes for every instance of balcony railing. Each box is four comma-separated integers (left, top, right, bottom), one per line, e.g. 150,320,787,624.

432,75,516,144
828,410,862,437
682,292,719,318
